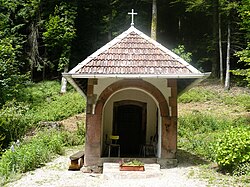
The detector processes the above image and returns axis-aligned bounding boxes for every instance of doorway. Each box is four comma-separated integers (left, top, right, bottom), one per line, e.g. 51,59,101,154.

113,100,146,157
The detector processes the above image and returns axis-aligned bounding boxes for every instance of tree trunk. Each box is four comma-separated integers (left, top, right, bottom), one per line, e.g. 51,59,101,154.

60,65,69,94
225,20,231,90
28,21,41,81
211,0,219,78
219,13,223,84
151,0,157,40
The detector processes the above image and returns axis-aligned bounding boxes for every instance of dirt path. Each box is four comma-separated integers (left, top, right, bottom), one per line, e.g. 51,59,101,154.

5,147,211,187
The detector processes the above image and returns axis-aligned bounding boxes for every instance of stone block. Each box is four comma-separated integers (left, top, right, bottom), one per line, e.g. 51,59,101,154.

157,158,178,169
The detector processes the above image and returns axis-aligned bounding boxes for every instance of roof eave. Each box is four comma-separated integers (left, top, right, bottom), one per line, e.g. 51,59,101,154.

63,72,211,79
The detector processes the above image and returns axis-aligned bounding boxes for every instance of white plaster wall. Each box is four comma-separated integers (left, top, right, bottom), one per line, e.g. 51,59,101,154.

102,89,158,150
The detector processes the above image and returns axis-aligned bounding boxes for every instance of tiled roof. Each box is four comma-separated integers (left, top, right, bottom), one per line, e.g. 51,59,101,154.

66,26,208,78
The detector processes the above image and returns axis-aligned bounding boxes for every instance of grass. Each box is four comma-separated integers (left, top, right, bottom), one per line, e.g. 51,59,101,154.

21,81,86,123
0,126,85,186
0,80,86,185
178,82,250,111
0,81,86,151
178,80,250,186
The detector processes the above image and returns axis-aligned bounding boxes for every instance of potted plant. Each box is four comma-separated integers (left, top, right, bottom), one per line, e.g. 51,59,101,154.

119,159,145,171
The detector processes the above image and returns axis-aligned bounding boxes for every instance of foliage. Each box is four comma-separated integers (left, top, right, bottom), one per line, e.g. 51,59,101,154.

214,126,250,174
172,45,192,63
18,81,85,124
178,84,250,110
232,0,250,86
233,162,250,176
0,101,31,150
233,44,250,87
178,87,216,103
62,121,85,146
178,112,231,160
43,2,77,71
0,81,85,151
0,129,66,185
120,159,144,166
0,5,28,107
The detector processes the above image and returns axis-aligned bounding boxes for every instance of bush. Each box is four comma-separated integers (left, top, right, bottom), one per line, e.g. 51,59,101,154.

233,162,250,176
214,126,250,174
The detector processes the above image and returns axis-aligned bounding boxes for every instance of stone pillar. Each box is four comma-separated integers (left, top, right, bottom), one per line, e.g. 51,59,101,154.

84,114,102,166
161,79,177,159
84,79,101,166
167,79,177,158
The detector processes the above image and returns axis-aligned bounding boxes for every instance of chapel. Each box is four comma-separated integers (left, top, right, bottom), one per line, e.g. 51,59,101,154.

63,12,210,168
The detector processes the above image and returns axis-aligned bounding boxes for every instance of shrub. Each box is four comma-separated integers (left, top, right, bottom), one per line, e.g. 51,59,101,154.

214,126,250,174
0,100,31,150
233,162,250,176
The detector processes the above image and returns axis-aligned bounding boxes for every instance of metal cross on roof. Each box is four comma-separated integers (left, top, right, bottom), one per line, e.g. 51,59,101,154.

128,9,137,26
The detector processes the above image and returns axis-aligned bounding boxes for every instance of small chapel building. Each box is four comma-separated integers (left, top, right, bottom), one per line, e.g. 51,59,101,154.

63,21,210,168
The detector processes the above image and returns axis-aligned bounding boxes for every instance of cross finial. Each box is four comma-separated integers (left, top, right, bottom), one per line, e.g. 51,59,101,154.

128,9,137,26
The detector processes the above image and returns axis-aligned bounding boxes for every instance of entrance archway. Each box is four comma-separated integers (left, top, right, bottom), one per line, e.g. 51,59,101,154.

113,100,146,157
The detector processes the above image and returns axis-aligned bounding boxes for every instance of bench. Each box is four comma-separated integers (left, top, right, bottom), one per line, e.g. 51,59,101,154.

68,151,84,171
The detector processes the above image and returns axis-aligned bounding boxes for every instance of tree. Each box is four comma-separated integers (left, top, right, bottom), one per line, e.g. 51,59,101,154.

232,0,250,86
43,2,77,93
151,0,157,40
224,18,231,90
171,0,219,77
0,0,29,106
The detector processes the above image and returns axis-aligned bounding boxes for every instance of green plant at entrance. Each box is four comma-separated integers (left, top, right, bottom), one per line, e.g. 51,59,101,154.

120,159,144,166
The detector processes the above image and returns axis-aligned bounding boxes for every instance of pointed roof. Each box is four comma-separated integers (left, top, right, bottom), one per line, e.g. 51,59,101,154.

65,26,209,79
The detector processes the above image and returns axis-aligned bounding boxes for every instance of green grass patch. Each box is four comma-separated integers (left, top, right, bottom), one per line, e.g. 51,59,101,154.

222,94,250,111
20,81,86,123
179,85,250,110
0,127,85,186
0,80,85,151
178,87,217,103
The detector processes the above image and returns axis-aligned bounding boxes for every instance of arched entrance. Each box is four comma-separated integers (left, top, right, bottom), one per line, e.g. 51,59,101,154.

113,100,147,157
84,79,176,166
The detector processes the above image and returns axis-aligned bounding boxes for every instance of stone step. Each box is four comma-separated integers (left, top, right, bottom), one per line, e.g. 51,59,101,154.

103,163,162,179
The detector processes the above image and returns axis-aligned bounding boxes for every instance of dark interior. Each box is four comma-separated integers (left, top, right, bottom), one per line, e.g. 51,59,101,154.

113,104,146,157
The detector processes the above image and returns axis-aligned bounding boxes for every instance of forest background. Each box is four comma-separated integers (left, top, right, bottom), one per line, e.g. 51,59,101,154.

0,0,250,184
1,0,250,107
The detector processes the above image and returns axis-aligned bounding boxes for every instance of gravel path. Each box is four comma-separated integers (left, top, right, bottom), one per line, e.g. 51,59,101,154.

6,148,210,187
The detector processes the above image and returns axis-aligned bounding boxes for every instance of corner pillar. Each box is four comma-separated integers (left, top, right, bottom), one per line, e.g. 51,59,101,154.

161,79,177,159
84,78,101,166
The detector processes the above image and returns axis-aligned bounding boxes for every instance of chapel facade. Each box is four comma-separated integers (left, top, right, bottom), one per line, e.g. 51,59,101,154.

63,25,210,167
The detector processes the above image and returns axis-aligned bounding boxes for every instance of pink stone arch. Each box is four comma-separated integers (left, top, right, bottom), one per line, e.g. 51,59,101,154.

95,79,169,117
